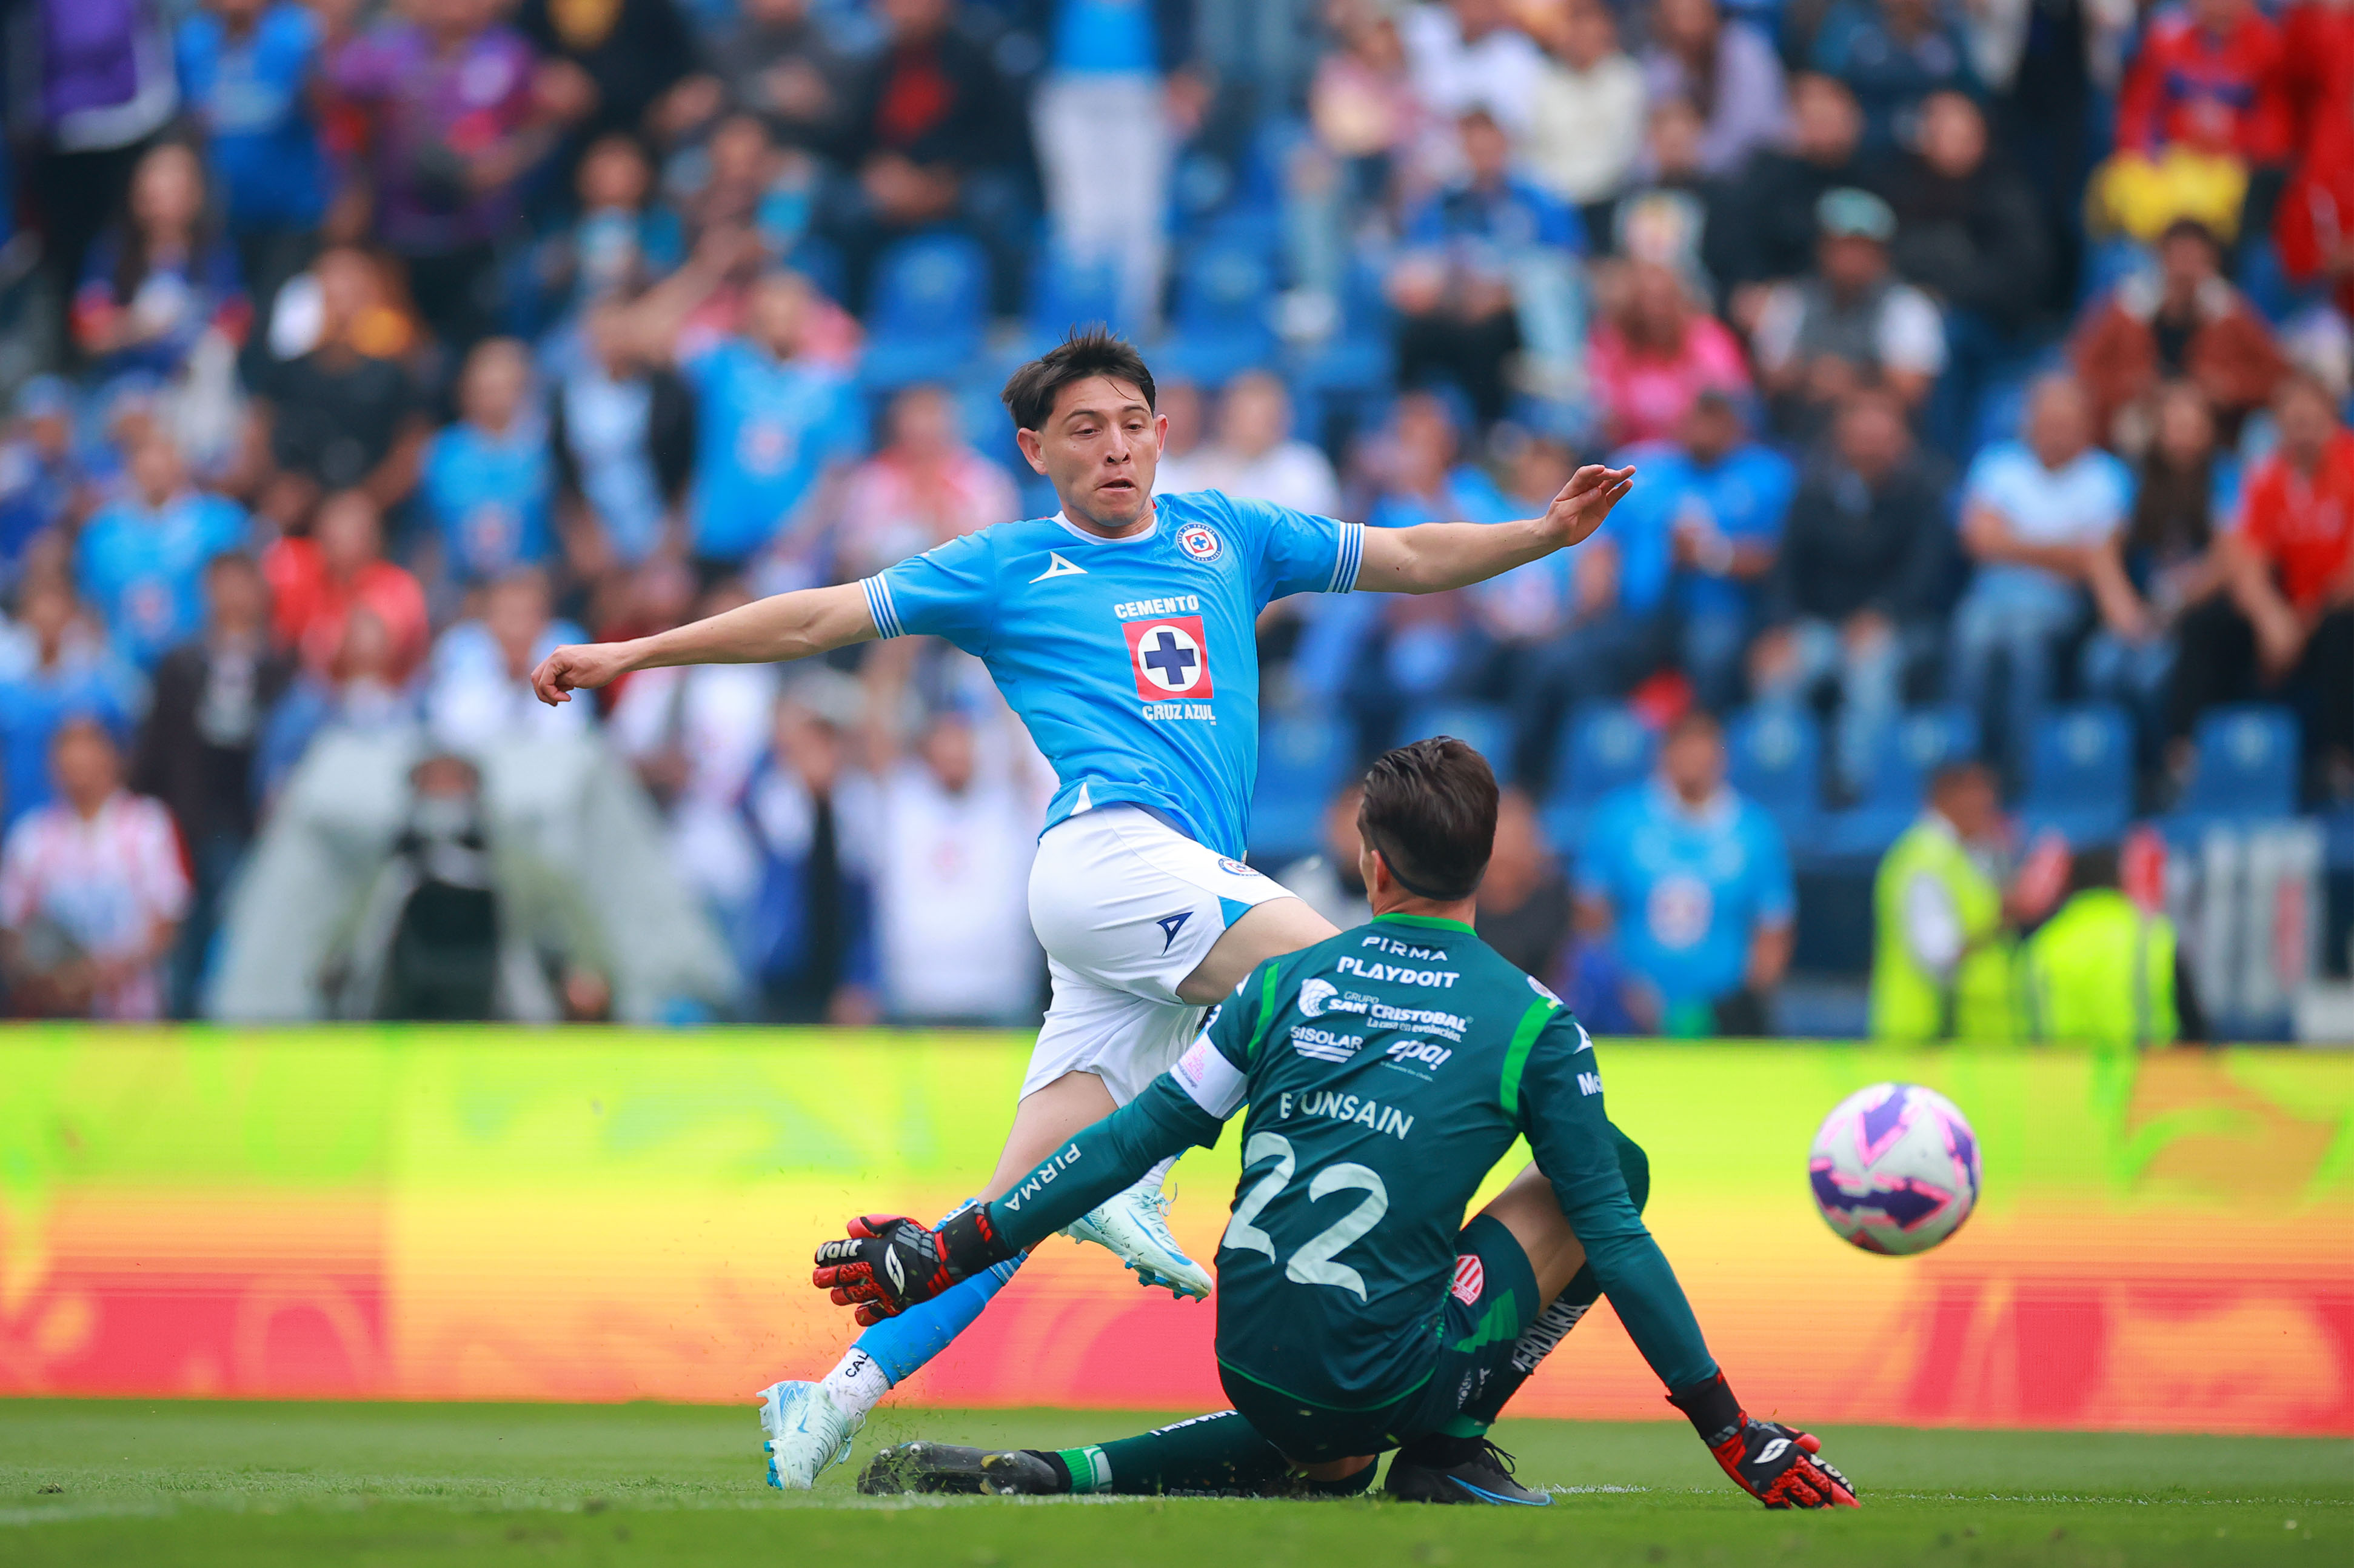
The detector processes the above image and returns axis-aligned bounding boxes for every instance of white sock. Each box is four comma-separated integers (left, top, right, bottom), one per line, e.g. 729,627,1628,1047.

820,1347,891,1421
1137,1154,1179,1194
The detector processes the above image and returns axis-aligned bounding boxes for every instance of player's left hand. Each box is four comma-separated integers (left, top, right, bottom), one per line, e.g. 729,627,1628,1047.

1543,463,1636,550
1668,1372,1859,1509
811,1204,1012,1327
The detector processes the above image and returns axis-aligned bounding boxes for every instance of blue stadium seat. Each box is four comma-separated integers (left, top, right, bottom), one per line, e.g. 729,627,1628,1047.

2020,702,2133,844
1397,702,1512,768
1251,711,1350,865
2172,704,2301,827
1542,703,1655,852
1820,705,1978,857
858,232,990,390
1154,244,1277,385
1727,706,1822,836
1025,246,1126,342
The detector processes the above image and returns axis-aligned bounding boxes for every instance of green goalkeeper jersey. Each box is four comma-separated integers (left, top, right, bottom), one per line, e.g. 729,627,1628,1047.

986,911,1715,1417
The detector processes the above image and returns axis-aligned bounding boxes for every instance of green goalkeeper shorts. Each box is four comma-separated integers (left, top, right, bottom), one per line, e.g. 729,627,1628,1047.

1219,1211,1540,1464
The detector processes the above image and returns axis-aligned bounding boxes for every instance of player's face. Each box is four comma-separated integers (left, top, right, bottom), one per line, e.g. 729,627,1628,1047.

1020,375,1165,534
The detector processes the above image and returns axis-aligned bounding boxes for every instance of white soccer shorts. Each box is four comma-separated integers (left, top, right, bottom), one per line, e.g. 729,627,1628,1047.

1023,802,1297,1105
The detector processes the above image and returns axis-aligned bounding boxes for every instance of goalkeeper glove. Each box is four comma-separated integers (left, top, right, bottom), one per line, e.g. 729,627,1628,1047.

1667,1372,1859,1509
811,1204,1015,1327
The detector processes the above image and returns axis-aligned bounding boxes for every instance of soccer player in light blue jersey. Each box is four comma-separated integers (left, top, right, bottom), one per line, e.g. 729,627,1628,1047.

530,330,1634,1487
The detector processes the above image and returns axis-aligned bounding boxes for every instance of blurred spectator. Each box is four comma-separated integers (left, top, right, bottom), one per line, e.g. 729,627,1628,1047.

1714,73,1868,305
1573,710,1794,1036
420,338,555,589
326,0,548,352
1637,0,1788,179
2078,382,2235,773
1309,2,1424,221
130,551,293,1015
2275,0,2354,318
832,385,1018,582
1391,110,1585,426
875,707,1041,1023
1606,96,1737,298
244,245,428,531
1751,385,1951,789
0,716,188,1019
1871,90,2048,450
0,379,93,589
265,489,430,681
0,579,137,828
550,297,697,575
1276,780,1373,931
2200,374,2354,799
656,264,860,576
1509,527,1659,790
1950,374,2128,774
1809,0,1978,151
2115,0,2290,167
1473,787,1570,976
2069,218,2285,449
21,0,183,330
1468,434,1583,693
736,680,880,1024
1523,0,1647,212
709,0,846,153
1403,0,1546,142
1610,390,1794,712
536,133,686,318
1177,372,1342,516
1751,187,1945,433
426,569,589,750
1033,0,1201,332
609,578,780,897
1586,258,1749,448
76,427,252,670
255,606,420,798
1869,758,2016,1041
515,0,701,147
72,141,249,383
1146,378,1210,491
824,0,1024,315
176,0,334,325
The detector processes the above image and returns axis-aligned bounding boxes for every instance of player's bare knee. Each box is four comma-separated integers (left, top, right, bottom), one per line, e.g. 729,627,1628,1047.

1174,897,1337,1003
1481,1164,1588,1301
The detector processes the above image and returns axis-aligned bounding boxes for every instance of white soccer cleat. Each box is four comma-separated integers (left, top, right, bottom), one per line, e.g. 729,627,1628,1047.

758,1380,860,1490
1062,1176,1214,1300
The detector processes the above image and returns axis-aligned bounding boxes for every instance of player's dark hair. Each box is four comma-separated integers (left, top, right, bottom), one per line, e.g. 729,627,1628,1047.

1001,327,1157,432
1357,737,1499,902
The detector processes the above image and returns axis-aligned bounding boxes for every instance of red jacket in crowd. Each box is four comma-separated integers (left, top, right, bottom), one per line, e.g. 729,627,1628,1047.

2116,3,2293,163
2275,1,2354,314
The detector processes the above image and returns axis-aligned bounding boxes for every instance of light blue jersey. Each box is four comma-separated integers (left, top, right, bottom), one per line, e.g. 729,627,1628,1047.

861,492,1364,859
1576,781,1794,1014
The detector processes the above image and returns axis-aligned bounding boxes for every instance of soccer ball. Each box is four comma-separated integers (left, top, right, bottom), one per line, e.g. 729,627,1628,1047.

1808,1083,1981,1256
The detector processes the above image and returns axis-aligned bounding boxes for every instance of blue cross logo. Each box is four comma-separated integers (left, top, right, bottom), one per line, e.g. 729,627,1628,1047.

1142,629,1197,689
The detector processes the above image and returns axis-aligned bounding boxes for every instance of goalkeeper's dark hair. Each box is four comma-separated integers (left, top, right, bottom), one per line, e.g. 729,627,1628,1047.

1357,737,1499,902
1001,326,1156,432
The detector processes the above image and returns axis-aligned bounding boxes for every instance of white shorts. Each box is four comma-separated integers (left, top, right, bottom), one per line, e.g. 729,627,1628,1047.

1023,804,1297,1104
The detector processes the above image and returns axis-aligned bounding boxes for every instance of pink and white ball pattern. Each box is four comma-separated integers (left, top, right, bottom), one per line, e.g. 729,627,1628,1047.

1808,1083,1982,1256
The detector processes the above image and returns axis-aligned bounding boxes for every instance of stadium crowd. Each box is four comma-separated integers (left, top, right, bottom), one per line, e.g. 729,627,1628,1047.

0,0,2347,1029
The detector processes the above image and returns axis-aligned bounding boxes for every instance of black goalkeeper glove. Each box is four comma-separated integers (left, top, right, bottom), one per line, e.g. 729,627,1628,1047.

811,1204,1015,1327
1668,1372,1859,1509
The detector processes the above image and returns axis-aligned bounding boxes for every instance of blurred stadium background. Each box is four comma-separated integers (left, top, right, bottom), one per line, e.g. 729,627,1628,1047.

1,0,2353,1463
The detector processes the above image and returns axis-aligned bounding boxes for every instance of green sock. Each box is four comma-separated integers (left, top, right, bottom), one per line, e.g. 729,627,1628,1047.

1057,1410,1294,1496
1457,1125,1652,1432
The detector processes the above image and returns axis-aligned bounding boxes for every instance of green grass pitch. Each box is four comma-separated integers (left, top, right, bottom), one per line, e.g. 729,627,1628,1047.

1,1400,2345,1567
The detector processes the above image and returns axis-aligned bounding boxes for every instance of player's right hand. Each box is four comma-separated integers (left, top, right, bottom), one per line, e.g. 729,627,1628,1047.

529,642,634,706
1668,1372,1858,1509
811,1204,1012,1327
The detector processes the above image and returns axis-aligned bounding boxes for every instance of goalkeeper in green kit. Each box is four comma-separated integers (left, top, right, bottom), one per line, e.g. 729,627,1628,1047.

812,738,1858,1509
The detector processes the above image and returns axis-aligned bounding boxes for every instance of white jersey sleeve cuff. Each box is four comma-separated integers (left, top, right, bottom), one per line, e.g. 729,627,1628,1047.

1169,1033,1248,1119
860,575,904,639
1328,521,1365,593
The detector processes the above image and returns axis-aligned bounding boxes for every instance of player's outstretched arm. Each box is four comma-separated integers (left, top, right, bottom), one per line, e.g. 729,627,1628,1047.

1354,462,1635,595
529,581,875,706
812,1067,1226,1325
